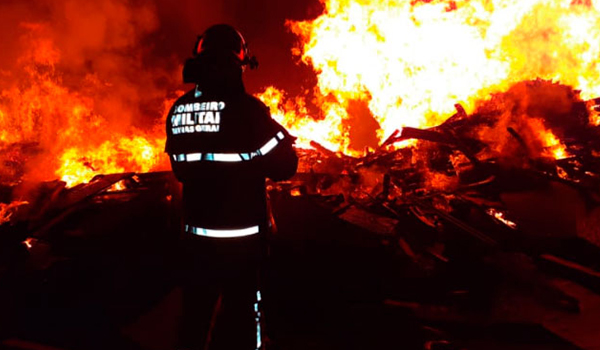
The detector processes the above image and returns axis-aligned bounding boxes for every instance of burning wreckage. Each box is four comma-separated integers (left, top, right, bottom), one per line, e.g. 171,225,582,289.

4,0,600,347
2,80,600,348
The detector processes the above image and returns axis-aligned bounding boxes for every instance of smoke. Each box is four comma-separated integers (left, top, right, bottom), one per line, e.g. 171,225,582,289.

0,1,176,129
0,0,321,184
0,0,176,182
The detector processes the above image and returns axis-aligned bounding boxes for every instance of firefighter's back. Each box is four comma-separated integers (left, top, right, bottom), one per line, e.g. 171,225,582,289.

167,89,278,232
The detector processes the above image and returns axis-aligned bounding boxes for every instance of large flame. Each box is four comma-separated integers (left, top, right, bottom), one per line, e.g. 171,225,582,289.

260,0,600,156
0,39,170,186
0,4,172,187
4,0,599,188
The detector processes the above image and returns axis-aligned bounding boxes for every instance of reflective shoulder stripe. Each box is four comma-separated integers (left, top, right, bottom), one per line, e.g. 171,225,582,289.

259,137,279,156
185,224,260,238
169,131,287,163
257,131,286,156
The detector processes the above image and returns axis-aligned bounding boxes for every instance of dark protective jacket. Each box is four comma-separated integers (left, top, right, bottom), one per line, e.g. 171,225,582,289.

165,82,298,235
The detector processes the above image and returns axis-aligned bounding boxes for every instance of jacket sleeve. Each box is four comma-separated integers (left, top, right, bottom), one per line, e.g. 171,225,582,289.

262,120,298,181
252,100,298,181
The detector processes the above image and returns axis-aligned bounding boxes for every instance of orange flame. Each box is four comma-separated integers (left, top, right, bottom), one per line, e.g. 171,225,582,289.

3,0,598,188
259,0,600,156
57,135,166,187
0,21,171,187
540,128,569,160
486,208,518,229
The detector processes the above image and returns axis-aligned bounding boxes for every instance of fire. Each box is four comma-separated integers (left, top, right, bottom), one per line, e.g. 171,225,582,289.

57,135,166,187
486,208,518,229
2,0,598,187
258,86,349,152
259,0,600,156
23,238,35,250
0,13,172,187
540,128,569,160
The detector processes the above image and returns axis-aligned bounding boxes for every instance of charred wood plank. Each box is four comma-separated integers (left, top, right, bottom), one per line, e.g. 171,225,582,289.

538,254,600,294
31,173,136,237
398,127,456,145
413,199,497,246
337,205,399,236
507,127,530,157
309,140,356,161
380,129,401,148
397,127,481,165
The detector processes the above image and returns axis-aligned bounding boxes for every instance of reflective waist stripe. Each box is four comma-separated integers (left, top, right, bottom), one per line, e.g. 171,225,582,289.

185,224,260,238
172,131,286,163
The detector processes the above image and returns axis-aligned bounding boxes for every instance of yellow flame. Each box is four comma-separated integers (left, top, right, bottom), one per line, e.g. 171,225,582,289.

57,135,166,187
543,130,569,159
260,0,600,155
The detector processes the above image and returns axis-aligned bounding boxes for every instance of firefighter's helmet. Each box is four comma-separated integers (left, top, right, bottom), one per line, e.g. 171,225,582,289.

183,24,258,84
196,25,256,67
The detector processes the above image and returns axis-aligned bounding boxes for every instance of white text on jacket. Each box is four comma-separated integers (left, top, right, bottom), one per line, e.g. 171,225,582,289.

171,101,226,134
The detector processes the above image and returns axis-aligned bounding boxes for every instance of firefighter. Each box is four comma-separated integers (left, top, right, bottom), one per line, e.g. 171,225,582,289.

165,24,298,350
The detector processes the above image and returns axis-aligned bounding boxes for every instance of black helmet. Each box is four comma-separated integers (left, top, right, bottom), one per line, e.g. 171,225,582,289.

195,24,257,67
183,24,258,84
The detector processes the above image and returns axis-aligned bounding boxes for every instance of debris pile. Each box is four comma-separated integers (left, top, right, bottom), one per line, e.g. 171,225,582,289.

2,79,600,347
270,80,600,320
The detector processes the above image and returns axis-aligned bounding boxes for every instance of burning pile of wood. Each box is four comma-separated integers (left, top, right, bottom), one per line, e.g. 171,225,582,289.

270,80,600,303
280,80,600,231
4,80,600,247
2,80,600,347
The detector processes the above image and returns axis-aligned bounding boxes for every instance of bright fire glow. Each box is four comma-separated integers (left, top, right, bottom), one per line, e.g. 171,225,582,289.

0,22,170,187
57,135,164,187
23,238,35,249
260,0,600,156
542,129,569,160
486,208,518,229
2,0,598,187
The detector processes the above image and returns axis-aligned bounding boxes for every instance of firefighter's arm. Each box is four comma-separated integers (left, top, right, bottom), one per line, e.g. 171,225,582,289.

262,125,298,181
250,98,298,181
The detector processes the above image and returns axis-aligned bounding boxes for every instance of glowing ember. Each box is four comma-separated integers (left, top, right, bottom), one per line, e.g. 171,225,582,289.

259,0,600,155
107,180,128,192
23,238,35,250
486,208,518,229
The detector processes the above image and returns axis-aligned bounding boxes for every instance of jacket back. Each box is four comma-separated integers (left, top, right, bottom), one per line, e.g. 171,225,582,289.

165,87,298,231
